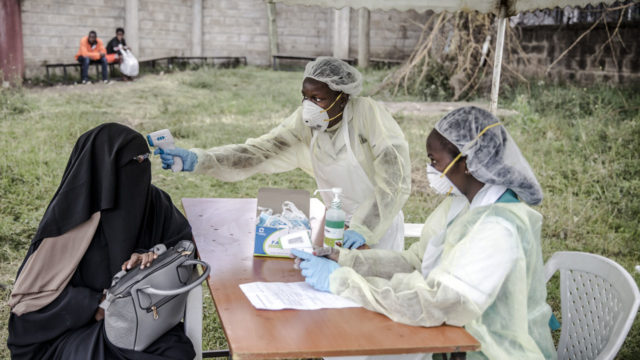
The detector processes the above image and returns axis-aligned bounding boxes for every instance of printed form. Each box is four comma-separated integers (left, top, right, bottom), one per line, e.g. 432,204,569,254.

239,281,361,310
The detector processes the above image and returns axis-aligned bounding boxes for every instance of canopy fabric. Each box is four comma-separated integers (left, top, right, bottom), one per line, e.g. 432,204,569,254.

271,0,618,16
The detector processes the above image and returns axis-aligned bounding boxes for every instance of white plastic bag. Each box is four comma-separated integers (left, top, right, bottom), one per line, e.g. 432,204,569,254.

120,49,139,77
256,201,310,231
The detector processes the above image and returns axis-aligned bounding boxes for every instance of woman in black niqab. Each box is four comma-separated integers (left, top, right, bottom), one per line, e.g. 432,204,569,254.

8,123,196,360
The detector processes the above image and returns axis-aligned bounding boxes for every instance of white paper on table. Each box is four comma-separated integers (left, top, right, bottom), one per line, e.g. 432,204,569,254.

239,281,362,310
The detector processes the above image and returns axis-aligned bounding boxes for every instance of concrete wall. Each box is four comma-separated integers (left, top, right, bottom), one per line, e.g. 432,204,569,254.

274,4,333,59
515,22,640,84
21,0,125,77
138,0,192,59
19,0,433,76
202,0,270,65
349,9,428,60
18,0,640,83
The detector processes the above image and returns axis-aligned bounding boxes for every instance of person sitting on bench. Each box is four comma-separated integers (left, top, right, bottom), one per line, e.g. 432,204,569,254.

75,30,109,84
106,27,128,64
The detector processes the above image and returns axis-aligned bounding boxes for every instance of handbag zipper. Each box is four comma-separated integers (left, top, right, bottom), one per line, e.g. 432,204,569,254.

145,294,180,315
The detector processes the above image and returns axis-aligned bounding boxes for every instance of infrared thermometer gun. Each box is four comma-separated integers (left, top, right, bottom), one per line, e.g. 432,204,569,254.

147,129,183,172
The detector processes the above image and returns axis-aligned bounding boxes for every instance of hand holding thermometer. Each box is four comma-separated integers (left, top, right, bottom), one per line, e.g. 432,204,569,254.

147,129,183,172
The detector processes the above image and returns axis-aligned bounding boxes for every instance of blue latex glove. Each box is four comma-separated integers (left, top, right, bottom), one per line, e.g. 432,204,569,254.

342,229,366,249
291,249,339,292
153,147,198,172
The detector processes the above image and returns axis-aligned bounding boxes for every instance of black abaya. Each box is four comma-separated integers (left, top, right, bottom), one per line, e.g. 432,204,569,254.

8,123,196,360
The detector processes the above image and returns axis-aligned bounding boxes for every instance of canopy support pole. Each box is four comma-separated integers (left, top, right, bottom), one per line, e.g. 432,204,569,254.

490,5,507,115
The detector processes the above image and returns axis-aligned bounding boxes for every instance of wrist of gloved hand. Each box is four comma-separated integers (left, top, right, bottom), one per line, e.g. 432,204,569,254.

291,249,339,292
153,147,198,172
342,229,366,249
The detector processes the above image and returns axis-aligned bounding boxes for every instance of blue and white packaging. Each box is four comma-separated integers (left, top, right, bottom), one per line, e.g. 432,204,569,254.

254,188,310,258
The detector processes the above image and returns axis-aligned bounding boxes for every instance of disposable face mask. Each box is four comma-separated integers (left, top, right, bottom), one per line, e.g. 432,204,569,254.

302,93,343,131
426,164,463,196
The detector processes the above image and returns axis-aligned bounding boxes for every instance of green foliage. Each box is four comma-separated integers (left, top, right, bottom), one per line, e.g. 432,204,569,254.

415,60,454,101
502,82,640,358
0,89,32,117
0,67,638,358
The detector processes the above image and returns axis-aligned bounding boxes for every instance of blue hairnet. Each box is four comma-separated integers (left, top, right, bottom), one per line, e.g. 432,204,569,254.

435,106,543,205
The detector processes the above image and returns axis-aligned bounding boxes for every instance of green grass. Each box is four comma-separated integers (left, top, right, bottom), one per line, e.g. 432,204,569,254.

1,67,639,358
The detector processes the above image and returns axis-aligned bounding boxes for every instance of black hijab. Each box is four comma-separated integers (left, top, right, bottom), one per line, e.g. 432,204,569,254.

18,122,192,276
8,123,195,360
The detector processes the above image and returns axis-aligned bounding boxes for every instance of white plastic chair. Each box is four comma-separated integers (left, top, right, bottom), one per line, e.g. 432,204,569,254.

544,251,640,360
184,273,203,360
404,223,424,238
184,270,231,360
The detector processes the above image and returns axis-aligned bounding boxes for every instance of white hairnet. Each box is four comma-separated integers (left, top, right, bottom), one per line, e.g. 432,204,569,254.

435,106,543,205
303,57,363,96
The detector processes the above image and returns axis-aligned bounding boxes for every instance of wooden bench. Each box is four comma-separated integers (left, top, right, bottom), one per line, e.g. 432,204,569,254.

44,62,119,83
272,54,355,70
43,56,248,83
370,57,404,67
138,56,247,70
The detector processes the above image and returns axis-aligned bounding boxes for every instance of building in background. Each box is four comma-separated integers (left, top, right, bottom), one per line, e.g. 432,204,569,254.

17,0,427,78
11,0,640,83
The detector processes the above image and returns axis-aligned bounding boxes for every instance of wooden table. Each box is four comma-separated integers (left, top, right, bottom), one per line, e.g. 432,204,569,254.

182,198,480,360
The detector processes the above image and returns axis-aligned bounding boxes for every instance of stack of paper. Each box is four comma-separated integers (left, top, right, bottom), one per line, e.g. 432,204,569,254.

239,281,362,310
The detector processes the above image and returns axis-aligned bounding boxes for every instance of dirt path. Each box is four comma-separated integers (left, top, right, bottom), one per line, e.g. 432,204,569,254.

382,101,518,117
26,81,519,118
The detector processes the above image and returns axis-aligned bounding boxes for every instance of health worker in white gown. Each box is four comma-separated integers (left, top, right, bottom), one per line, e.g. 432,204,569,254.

292,106,557,360
156,57,411,251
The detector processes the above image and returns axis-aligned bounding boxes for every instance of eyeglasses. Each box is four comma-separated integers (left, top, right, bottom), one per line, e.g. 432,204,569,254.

132,153,151,163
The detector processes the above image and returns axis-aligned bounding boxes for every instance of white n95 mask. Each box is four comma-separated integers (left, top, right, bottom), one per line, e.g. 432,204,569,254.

426,164,463,196
302,93,343,132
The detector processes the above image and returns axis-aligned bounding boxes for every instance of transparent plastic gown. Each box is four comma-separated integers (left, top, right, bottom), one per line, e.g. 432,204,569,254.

190,96,411,246
331,197,557,360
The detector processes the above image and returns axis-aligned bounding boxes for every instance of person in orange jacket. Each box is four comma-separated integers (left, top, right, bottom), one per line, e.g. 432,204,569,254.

75,30,110,84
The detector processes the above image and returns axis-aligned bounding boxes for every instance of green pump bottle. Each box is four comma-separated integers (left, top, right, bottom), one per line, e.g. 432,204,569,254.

315,188,346,248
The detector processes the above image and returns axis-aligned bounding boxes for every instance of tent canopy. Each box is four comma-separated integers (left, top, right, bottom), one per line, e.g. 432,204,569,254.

271,0,616,17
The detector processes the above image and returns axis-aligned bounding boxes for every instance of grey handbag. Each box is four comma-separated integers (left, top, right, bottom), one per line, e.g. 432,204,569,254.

99,240,210,351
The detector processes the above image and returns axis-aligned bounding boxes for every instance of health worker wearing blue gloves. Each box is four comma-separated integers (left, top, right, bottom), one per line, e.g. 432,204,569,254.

156,57,411,251
292,106,556,360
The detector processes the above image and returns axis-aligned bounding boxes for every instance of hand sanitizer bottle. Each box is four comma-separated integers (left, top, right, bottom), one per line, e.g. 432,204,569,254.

315,188,345,248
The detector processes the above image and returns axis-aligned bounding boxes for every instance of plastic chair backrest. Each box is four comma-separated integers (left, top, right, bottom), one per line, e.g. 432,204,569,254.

545,251,640,360
404,223,423,238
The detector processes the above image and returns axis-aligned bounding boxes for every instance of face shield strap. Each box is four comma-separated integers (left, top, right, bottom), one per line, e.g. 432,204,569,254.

441,153,462,178
461,122,502,153
324,111,344,123
320,92,343,114
321,92,344,122
440,122,502,179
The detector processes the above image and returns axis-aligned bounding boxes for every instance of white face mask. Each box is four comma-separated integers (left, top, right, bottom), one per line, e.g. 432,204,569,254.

426,164,463,196
302,93,344,132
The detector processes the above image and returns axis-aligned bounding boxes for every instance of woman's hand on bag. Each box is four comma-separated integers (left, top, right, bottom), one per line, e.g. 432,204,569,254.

122,251,158,271
95,307,105,321
95,292,106,321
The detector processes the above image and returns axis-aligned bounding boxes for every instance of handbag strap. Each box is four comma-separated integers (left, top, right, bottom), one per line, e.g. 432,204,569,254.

136,259,210,296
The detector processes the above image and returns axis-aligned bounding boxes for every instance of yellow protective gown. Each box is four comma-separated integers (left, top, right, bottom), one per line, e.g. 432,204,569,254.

190,97,411,246
330,196,557,360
